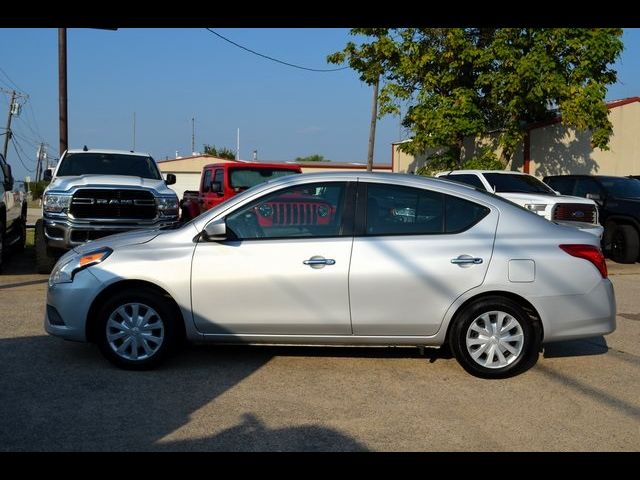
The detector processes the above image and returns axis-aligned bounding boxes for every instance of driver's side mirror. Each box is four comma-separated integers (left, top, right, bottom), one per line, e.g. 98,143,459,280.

165,173,176,185
202,218,227,241
43,169,53,182
586,192,604,204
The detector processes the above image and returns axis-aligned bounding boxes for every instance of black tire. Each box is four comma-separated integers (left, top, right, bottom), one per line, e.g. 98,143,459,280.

609,224,639,264
15,216,26,252
449,296,541,379
95,288,180,370
35,219,57,274
0,220,5,272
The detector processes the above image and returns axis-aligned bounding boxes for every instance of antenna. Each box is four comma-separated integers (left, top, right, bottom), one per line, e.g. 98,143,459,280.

236,128,240,161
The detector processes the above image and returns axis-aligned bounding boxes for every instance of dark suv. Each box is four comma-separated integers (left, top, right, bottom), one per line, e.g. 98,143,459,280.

544,175,640,263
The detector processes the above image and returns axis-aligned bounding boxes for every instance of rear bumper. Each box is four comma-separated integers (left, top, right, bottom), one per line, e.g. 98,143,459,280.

43,216,179,250
536,279,616,343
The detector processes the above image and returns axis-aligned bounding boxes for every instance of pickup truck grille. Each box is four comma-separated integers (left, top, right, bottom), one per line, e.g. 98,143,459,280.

553,203,597,224
70,189,156,220
256,201,332,227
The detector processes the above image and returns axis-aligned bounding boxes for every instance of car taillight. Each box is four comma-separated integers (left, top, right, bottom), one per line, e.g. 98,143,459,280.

559,244,608,279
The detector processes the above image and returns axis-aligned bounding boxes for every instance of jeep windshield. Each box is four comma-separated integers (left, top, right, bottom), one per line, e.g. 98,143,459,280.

483,173,556,194
56,153,162,180
229,167,299,189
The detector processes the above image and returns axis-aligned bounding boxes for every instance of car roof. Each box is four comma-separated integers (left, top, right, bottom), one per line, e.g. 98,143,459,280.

544,175,630,180
65,149,151,157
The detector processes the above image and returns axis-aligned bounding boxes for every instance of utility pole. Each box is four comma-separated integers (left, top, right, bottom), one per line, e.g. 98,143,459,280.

366,76,380,172
58,28,68,157
2,90,16,161
236,128,240,161
191,117,195,155
132,112,136,151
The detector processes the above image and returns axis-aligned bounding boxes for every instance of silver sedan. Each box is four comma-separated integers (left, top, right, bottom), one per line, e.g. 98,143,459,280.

45,172,616,378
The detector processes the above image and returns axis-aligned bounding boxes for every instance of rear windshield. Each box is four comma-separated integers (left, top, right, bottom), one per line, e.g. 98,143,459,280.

228,168,300,189
56,153,162,179
484,173,556,194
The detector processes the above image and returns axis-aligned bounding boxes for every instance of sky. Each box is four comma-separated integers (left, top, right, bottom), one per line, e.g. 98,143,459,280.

1,27,639,181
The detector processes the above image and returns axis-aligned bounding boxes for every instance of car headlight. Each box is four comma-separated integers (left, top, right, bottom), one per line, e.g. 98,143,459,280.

49,247,112,286
43,193,72,214
525,204,547,215
157,196,179,217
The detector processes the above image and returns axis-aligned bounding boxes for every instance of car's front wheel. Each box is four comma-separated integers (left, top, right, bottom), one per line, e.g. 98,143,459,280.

96,288,179,369
449,296,541,379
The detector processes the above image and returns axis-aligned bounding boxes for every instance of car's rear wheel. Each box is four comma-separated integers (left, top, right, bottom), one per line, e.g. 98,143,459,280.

96,288,179,369
609,224,639,264
449,296,540,379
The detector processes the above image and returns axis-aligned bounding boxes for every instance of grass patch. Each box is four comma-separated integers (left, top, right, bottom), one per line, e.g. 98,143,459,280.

26,228,35,248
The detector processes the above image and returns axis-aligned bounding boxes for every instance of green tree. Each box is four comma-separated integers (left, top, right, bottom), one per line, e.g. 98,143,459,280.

203,144,236,160
295,154,327,162
329,28,623,174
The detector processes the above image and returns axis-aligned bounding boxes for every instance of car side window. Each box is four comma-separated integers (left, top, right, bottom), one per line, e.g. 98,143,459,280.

213,169,223,188
226,182,349,240
365,184,489,236
202,169,212,192
574,178,602,198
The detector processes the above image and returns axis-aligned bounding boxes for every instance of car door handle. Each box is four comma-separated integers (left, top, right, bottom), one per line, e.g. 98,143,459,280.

451,256,483,265
303,257,336,267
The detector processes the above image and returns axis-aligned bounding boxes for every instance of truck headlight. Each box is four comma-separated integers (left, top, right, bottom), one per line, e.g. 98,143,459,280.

157,196,179,217
43,193,72,214
525,204,547,215
49,248,112,286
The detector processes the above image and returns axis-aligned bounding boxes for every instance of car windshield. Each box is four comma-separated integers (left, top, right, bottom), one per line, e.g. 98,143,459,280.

601,177,640,199
56,152,162,179
228,168,299,189
483,173,556,194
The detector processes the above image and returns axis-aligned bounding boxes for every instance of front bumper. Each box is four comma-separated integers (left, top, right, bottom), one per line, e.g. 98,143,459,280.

44,268,104,342
43,215,179,250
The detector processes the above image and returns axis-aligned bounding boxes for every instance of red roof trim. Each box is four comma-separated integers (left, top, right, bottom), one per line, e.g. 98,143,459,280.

158,155,238,164
528,96,640,131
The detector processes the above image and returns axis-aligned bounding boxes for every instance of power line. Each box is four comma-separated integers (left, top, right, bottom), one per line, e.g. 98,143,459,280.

205,28,349,73
0,67,23,92
10,136,35,173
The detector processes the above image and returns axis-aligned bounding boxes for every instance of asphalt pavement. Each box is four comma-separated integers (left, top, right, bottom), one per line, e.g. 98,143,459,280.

0,245,638,451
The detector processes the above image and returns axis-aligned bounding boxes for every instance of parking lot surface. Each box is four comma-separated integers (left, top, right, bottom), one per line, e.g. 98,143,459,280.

0,247,638,451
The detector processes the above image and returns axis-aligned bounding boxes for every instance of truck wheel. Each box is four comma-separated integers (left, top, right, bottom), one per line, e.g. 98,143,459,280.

15,217,26,252
35,219,57,274
0,220,4,272
610,224,639,264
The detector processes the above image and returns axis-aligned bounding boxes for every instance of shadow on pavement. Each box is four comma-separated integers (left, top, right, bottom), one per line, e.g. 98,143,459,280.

0,336,367,451
1,244,39,276
159,413,368,451
543,336,609,358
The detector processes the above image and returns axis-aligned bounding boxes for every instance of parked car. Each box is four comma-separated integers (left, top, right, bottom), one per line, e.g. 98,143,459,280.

180,162,302,221
435,170,603,238
36,148,180,273
45,172,616,379
0,153,27,271
544,175,640,263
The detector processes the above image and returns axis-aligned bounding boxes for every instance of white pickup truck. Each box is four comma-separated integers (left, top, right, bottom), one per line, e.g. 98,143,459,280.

435,170,603,238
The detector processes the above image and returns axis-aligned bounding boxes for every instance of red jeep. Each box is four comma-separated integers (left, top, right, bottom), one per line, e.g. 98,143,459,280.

181,162,302,221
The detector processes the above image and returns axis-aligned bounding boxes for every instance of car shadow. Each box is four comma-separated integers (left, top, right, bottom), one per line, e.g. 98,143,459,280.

543,336,609,358
0,335,368,451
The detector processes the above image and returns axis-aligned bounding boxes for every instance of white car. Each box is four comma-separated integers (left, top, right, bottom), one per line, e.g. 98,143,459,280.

435,170,603,238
